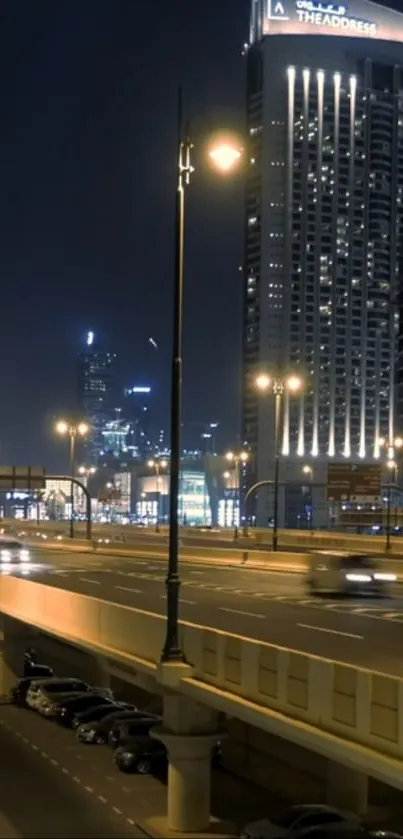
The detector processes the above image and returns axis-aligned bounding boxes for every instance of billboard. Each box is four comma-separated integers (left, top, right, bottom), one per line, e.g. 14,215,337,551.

327,463,381,503
253,0,403,43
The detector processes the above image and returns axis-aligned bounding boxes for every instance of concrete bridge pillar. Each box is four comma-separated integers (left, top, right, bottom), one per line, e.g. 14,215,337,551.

0,615,34,695
327,760,368,815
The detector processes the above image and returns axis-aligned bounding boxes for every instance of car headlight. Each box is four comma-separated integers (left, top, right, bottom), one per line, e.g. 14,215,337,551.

374,573,397,581
19,550,30,562
122,752,133,760
345,573,372,582
1,550,11,563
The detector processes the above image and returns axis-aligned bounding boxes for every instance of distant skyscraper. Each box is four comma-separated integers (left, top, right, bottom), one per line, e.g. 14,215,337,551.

124,386,153,458
243,0,403,524
77,332,117,464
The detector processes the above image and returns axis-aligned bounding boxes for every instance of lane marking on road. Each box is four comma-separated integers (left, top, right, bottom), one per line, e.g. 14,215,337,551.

127,818,135,826
113,806,122,815
80,578,101,585
31,744,38,751
122,786,130,793
179,598,196,605
190,570,203,575
50,758,58,766
98,795,107,804
41,751,48,758
115,585,143,595
62,767,69,775
106,775,115,781
73,776,81,784
220,607,265,619
85,786,94,793
297,623,364,640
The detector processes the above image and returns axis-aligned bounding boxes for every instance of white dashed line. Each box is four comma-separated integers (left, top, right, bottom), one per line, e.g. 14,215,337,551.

41,751,48,758
127,817,135,826
62,768,69,775
73,777,81,784
80,578,101,585
50,759,58,766
31,744,39,751
98,795,107,804
115,585,143,594
297,623,364,640
22,736,29,744
113,807,122,815
384,612,402,619
219,606,265,619
76,754,83,760
106,775,114,782
179,598,196,605
85,786,94,793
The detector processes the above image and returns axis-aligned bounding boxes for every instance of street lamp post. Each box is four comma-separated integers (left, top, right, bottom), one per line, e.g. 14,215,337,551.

379,435,403,552
55,421,89,539
225,451,248,539
255,374,303,552
148,459,168,533
161,88,242,663
302,465,314,530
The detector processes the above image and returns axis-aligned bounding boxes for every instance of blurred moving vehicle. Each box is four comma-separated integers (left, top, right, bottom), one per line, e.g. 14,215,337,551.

306,552,396,596
76,708,146,744
26,678,91,716
0,537,30,564
114,735,222,775
240,804,361,839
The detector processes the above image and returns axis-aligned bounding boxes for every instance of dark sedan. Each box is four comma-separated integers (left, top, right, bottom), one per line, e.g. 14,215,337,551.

72,702,134,730
76,708,152,745
114,736,222,775
108,715,160,749
10,676,52,708
57,693,116,727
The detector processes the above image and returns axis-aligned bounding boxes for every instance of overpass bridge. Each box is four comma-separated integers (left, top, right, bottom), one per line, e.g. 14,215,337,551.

0,574,402,834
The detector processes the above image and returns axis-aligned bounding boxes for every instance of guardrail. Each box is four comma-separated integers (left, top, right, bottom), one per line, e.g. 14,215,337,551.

0,575,402,790
4,518,403,556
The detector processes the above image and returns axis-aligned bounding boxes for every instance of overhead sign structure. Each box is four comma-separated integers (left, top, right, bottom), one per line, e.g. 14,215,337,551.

0,467,46,491
327,463,381,503
252,0,403,43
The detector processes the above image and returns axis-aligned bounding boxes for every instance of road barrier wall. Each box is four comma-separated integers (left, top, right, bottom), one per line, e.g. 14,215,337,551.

1,575,403,788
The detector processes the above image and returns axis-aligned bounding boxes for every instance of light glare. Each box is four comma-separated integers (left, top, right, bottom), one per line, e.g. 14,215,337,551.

208,143,242,172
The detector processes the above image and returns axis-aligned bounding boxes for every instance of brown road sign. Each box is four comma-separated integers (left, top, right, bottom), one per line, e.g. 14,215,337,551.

0,467,46,490
327,463,381,502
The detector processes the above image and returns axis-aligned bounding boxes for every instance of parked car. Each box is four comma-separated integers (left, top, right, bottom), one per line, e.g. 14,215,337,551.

26,678,90,715
76,708,147,745
114,736,167,775
306,552,396,597
10,676,52,708
57,692,116,727
0,537,31,564
108,714,160,749
114,735,222,775
240,805,361,839
71,702,133,730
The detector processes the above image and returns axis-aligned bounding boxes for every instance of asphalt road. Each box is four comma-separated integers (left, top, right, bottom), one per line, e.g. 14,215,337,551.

8,548,403,677
0,702,286,837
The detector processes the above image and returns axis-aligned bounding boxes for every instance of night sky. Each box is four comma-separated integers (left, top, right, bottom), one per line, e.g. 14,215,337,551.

0,0,248,470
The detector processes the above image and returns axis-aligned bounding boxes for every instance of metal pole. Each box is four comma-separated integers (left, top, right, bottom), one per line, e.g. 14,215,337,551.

85,488,92,541
69,433,75,539
310,475,314,531
162,88,186,663
272,391,282,552
155,464,160,533
386,481,391,551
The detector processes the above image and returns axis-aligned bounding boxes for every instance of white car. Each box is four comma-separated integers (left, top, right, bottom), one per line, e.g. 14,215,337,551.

0,536,30,564
240,805,361,839
26,678,90,715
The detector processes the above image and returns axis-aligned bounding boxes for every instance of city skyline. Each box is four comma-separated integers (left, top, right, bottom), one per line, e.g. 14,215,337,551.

0,0,247,471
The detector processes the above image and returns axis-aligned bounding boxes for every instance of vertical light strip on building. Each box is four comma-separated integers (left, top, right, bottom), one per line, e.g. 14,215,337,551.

374,330,381,458
344,75,357,458
328,71,341,458
388,66,399,447
298,67,310,457
283,65,296,456
312,69,324,457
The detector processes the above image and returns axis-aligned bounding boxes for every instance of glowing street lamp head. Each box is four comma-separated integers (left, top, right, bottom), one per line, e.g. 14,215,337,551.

55,420,69,436
387,459,397,470
395,436,403,449
77,422,89,436
240,451,249,463
255,374,271,392
225,451,235,462
208,142,242,173
302,464,312,475
147,460,155,469
286,375,303,393
160,459,168,469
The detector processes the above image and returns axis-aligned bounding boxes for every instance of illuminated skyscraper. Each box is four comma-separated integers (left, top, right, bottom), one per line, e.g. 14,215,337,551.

77,332,117,464
243,0,403,523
